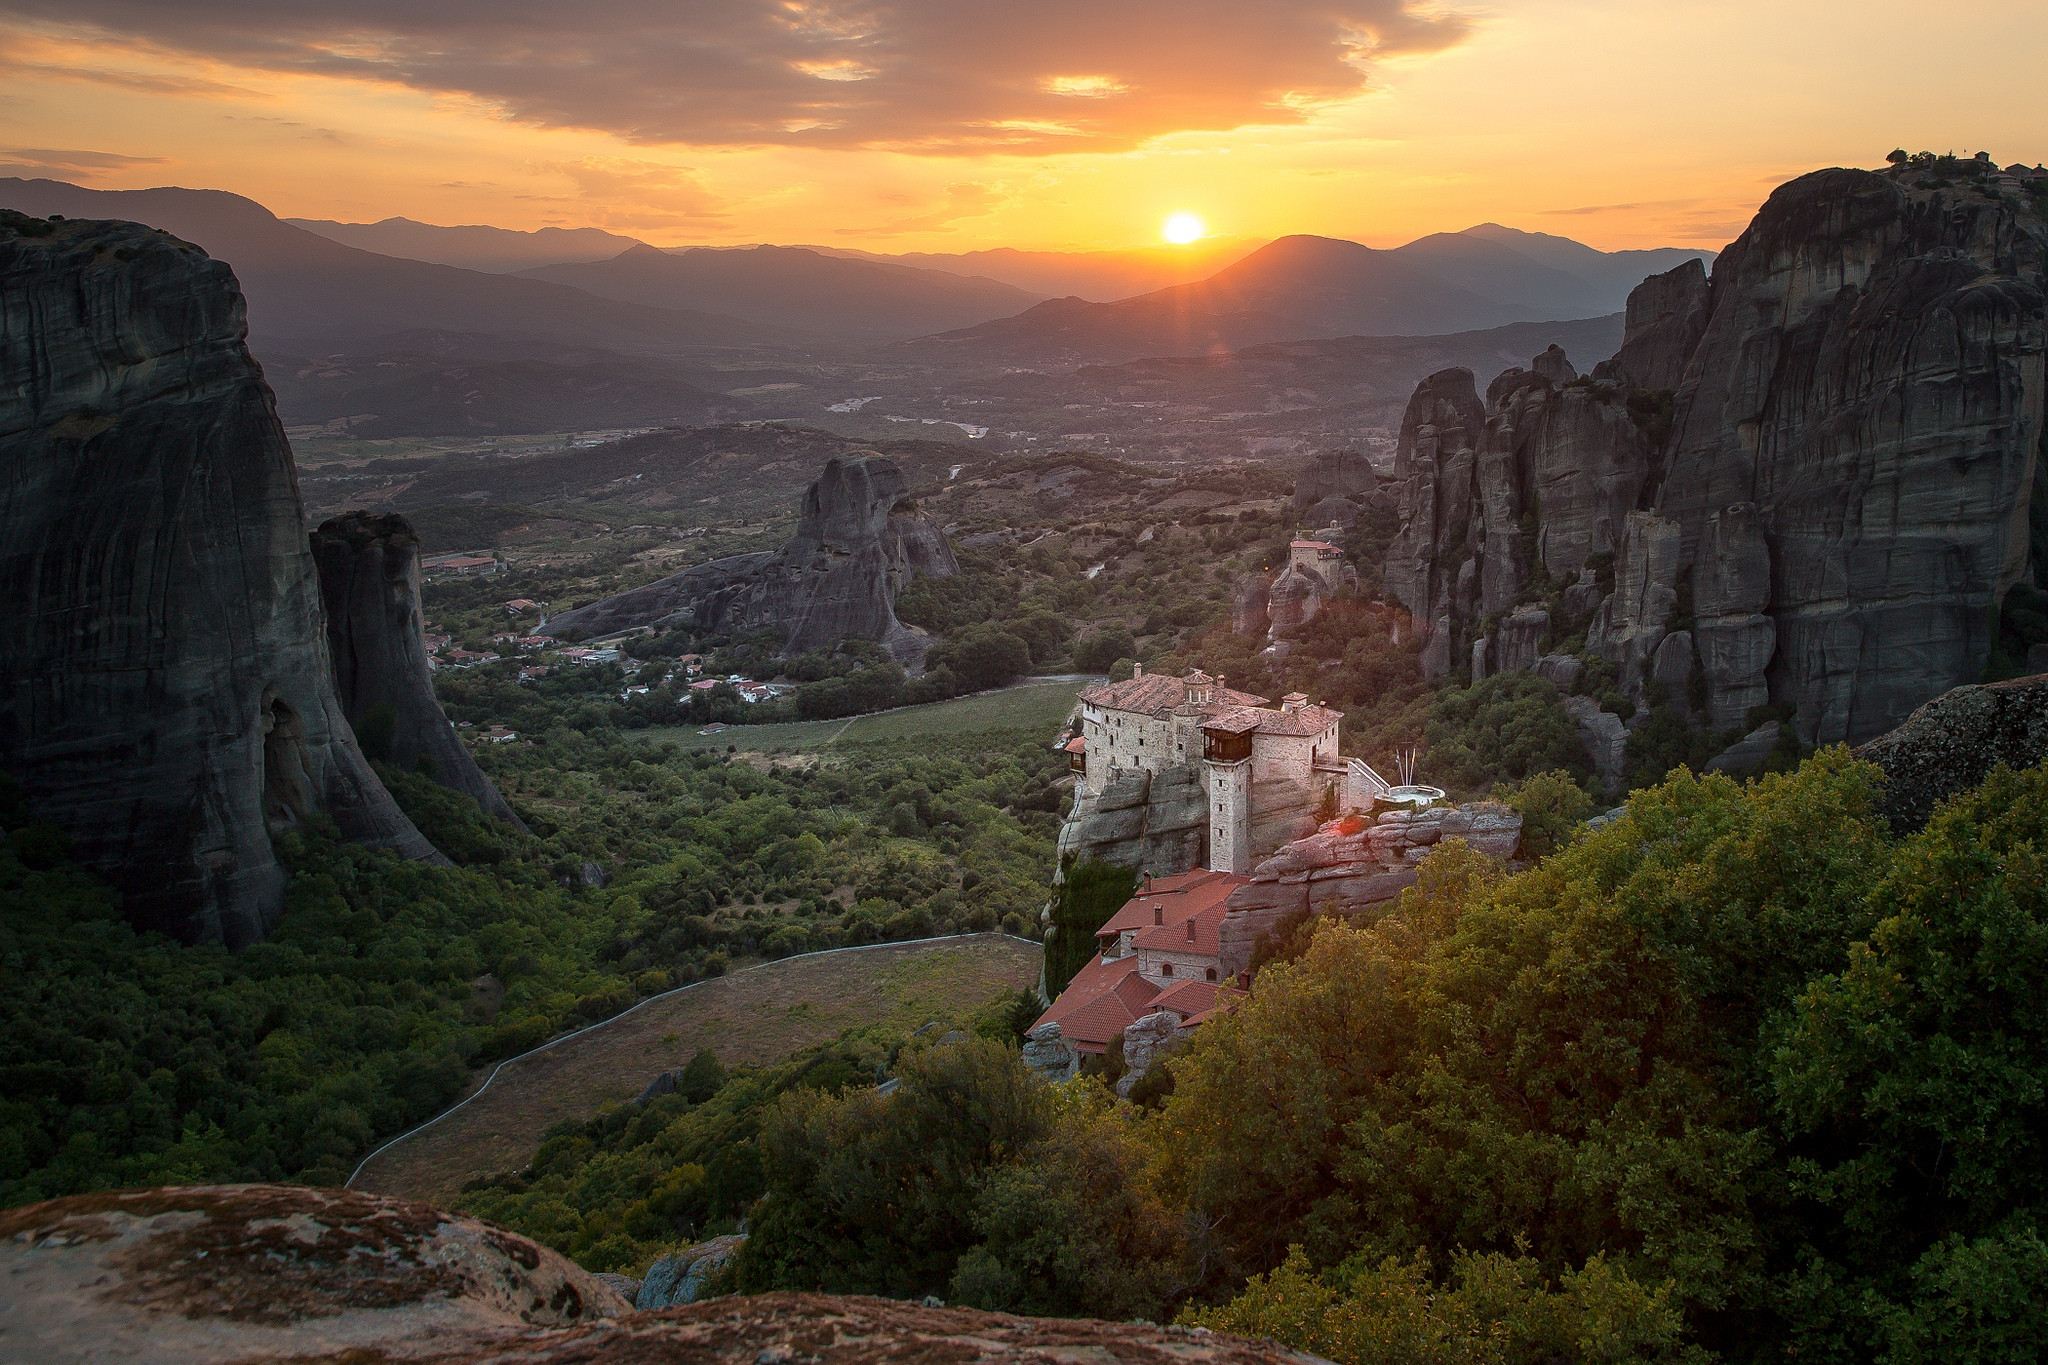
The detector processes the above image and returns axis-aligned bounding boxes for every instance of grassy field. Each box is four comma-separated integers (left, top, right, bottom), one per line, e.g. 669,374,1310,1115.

634,677,1092,753
353,934,1042,1207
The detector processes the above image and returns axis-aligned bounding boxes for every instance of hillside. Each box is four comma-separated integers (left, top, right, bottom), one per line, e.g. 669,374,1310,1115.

289,215,646,270
350,934,1041,1205
524,243,1046,342
0,179,783,355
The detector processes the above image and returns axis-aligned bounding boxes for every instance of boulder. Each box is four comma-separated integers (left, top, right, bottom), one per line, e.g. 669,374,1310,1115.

0,1183,628,1365
541,456,957,662
1533,653,1585,692
1852,673,2048,833
637,1233,747,1310
1231,572,1271,637
310,511,527,830
1293,448,1377,516
0,212,442,946
1021,1020,1079,1082
1114,1010,1187,1098
1530,343,1577,387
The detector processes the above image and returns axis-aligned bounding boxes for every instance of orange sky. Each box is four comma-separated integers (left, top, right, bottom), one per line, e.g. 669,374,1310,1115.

1,0,2042,253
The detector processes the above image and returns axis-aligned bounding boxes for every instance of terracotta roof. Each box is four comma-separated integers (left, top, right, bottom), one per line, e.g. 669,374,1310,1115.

1133,899,1228,956
1253,704,1343,737
1033,952,1159,1052
1201,708,1266,736
1081,672,1269,717
1097,869,1246,940
1151,978,1224,1017
1061,735,1086,755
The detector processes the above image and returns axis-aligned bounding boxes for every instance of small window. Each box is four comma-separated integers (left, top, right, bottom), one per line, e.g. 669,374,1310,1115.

1160,962,1174,977
1206,967,1218,982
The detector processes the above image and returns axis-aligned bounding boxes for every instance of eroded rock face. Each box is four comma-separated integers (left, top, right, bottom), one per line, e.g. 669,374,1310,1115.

311,511,527,830
1293,447,1377,518
1657,169,2045,743
1380,167,2046,748
1852,673,2048,832
0,213,440,946
0,1184,627,1365
1056,764,1209,874
637,1234,747,1310
1218,804,1521,974
542,455,958,663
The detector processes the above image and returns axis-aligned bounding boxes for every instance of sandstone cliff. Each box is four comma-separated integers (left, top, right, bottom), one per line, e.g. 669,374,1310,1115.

1383,165,2047,749
541,455,958,664
310,511,528,830
0,1183,1320,1365
0,212,442,946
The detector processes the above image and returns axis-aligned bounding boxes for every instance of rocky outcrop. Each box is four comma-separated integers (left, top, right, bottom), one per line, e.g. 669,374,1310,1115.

0,1184,627,1365
0,1187,1322,1365
542,455,957,664
1055,763,1208,873
1656,168,2045,743
1381,165,2046,748
1021,1019,1080,1081
1852,673,2048,832
1292,447,1378,527
1562,697,1630,793
1218,804,1521,974
637,1234,746,1309
1596,256,1710,390
1114,1009,1190,1099
311,511,526,829
1230,572,1271,637
0,212,441,946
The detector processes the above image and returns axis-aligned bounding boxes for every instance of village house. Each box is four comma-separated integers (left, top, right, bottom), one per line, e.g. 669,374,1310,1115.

1072,666,1345,874
1031,868,1248,1062
503,598,541,614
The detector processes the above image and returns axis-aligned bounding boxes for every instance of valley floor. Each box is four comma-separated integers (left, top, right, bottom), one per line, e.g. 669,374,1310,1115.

350,933,1040,1205
632,677,1090,753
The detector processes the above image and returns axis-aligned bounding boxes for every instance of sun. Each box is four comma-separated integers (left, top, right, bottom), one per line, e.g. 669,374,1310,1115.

1161,211,1206,245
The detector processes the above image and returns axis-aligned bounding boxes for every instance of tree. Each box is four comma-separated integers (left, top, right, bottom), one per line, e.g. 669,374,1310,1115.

1074,628,1137,674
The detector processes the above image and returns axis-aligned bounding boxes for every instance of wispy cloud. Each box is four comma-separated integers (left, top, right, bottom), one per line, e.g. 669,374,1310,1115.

0,0,1473,153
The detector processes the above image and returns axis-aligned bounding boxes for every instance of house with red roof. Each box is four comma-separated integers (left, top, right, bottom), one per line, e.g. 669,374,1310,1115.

1031,868,1248,1063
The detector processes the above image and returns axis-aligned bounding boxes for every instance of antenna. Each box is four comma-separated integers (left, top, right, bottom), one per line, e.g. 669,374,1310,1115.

1395,743,1420,787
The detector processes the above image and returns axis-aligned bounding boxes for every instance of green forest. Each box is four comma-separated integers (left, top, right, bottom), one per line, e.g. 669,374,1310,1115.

399,749,2048,1362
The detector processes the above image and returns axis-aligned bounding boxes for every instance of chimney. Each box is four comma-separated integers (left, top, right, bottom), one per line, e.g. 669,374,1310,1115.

1153,904,1163,925
1185,919,1195,942
1133,662,1143,677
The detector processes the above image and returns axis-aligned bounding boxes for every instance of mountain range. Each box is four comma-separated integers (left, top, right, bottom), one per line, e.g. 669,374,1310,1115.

909,230,1709,363
285,216,644,271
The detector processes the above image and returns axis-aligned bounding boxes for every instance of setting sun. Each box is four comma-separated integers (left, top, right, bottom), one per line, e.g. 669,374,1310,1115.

1161,211,1207,244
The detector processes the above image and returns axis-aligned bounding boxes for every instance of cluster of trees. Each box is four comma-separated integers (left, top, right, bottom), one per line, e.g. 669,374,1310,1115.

473,751,2048,1363
0,716,1066,1206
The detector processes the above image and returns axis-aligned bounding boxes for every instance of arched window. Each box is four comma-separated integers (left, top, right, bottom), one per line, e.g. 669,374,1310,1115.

1206,967,1218,982
1160,962,1174,977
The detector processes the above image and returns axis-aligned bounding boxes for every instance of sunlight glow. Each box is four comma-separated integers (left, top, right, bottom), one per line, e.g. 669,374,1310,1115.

1162,211,1206,244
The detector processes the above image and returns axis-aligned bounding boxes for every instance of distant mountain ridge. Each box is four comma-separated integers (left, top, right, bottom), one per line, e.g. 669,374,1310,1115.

287,216,646,271
520,243,1046,342
0,179,781,355
904,231,1711,364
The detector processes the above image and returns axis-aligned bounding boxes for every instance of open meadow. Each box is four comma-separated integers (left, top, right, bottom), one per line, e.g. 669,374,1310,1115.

633,677,1092,753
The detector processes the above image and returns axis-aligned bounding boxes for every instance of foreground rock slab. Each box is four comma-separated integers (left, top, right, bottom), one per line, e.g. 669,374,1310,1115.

1853,672,2048,832
0,1184,628,1365
371,1292,1333,1365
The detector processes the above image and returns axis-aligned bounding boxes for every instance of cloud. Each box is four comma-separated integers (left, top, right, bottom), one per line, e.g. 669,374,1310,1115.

537,157,729,228
0,1,1471,153
837,181,1003,235
0,145,171,181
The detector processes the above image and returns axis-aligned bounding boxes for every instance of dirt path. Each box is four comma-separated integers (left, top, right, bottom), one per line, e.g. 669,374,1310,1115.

351,934,1040,1206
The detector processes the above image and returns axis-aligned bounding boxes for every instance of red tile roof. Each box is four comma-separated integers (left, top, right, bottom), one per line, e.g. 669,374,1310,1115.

1080,672,1269,717
1033,952,1160,1053
1151,978,1224,1017
1061,735,1086,755
1133,898,1228,956
1253,704,1343,737
1098,869,1245,940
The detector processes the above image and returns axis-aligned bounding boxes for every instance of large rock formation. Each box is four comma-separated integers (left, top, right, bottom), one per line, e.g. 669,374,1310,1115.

541,455,957,663
0,1185,1320,1365
0,1184,628,1365
1382,165,2047,747
1852,672,2048,833
311,512,527,829
1055,763,1209,873
0,211,441,946
1291,446,1378,527
1217,803,1522,974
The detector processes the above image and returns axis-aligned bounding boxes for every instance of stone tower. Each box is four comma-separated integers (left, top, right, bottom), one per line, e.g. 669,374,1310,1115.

1203,719,1255,874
